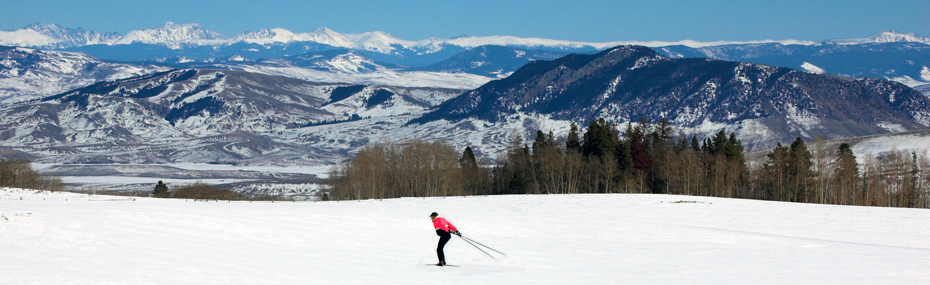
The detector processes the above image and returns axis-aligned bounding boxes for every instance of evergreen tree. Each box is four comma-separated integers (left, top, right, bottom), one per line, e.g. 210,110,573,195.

649,119,673,193
723,132,744,161
532,130,547,155
708,129,728,156
153,180,170,198
628,120,655,193
788,137,815,202
629,123,652,173
459,146,485,194
459,146,478,171
532,130,558,156
618,122,635,172
582,118,618,159
566,123,582,153
653,119,674,146
833,143,859,205
617,137,634,174
690,135,700,152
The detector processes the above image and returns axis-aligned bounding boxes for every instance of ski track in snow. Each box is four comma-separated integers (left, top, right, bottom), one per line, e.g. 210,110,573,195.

1,188,928,284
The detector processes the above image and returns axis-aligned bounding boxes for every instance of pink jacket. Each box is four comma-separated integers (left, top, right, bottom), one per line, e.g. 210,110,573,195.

432,217,458,232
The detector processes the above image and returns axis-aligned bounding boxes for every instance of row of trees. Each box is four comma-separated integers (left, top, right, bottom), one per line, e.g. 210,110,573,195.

725,136,930,208
0,158,64,191
761,139,930,208
327,140,470,200
325,119,930,208
489,118,749,197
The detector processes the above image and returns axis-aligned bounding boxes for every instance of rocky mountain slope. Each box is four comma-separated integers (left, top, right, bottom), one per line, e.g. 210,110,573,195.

411,45,930,151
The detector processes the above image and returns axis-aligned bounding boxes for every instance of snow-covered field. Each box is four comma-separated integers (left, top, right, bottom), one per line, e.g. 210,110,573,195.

1,188,927,284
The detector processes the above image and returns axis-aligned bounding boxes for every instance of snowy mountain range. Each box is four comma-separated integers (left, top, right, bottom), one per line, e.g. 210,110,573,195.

114,22,227,48
1,22,930,165
3,23,928,87
1,46,927,165
6,23,929,54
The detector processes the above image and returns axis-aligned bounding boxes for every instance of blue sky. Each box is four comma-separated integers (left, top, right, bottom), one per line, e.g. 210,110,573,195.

2,0,927,42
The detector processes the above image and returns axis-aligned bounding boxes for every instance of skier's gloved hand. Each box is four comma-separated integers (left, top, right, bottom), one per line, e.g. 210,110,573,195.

454,231,462,237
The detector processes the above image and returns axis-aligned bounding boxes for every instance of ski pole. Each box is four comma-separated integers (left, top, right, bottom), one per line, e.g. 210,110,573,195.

461,236,507,256
458,235,495,259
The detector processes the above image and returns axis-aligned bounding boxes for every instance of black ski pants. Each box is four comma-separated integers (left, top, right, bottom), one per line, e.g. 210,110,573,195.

437,230,452,262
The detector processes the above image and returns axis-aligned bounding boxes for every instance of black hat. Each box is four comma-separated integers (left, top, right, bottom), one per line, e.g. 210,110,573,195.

429,212,438,217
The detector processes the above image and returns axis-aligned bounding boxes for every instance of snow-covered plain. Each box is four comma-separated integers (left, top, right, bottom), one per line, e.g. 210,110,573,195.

2,188,928,284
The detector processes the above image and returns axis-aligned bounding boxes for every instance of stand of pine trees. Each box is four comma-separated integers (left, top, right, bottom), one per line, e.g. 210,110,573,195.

490,119,748,197
326,119,930,208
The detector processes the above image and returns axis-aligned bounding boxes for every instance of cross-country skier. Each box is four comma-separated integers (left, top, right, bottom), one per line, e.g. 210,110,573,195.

430,212,460,266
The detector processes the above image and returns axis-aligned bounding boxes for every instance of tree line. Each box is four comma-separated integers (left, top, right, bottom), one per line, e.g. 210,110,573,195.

326,119,929,208
0,158,64,191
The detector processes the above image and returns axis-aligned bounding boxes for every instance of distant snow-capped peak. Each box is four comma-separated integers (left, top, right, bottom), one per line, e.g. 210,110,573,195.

315,51,385,73
234,27,406,53
831,30,930,45
115,22,227,46
233,28,301,45
3,22,930,53
0,23,120,48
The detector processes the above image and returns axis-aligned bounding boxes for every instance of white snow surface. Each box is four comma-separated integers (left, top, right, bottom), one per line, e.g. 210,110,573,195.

887,75,930,87
1,188,928,284
0,29,60,47
800,62,825,74
848,131,930,162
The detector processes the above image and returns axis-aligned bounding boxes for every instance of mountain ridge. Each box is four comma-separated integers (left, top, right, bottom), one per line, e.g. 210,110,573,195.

411,45,930,151
7,22,929,53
